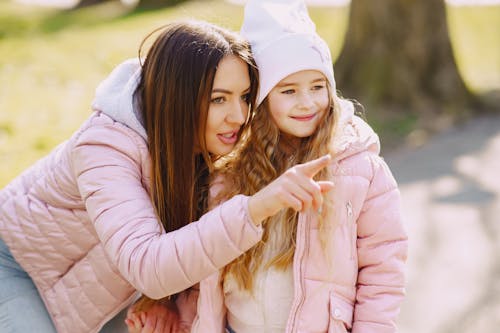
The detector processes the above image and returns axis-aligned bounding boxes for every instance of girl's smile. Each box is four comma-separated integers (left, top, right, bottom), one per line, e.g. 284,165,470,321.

289,113,318,122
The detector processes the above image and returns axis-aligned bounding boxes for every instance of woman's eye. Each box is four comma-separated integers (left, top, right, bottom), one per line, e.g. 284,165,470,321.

241,93,250,103
211,96,225,104
281,89,295,95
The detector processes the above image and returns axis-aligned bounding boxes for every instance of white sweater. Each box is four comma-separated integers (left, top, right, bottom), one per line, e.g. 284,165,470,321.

223,222,294,333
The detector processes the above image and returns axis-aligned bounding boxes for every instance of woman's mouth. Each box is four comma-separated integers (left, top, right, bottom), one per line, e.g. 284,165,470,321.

217,131,238,144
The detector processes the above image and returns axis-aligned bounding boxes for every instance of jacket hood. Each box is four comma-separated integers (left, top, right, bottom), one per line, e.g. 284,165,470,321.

91,58,147,140
331,99,381,162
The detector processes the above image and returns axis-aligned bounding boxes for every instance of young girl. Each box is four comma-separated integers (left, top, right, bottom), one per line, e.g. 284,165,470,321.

0,19,334,333
128,1,408,332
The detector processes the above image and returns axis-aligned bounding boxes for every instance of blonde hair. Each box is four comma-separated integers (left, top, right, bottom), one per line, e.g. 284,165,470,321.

214,85,343,290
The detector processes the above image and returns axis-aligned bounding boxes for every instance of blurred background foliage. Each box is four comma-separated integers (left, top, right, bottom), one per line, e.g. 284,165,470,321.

0,0,499,186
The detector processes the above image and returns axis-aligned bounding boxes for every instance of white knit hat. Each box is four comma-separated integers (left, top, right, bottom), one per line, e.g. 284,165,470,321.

241,0,335,106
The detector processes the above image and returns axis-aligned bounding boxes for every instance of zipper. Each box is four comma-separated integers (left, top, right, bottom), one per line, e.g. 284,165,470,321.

286,212,310,332
346,201,355,260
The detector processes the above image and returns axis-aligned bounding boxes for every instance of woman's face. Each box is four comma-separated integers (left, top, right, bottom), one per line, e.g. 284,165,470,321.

205,55,251,156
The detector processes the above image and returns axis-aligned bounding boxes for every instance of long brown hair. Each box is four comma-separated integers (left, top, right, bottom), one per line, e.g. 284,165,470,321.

134,21,258,308
215,87,343,291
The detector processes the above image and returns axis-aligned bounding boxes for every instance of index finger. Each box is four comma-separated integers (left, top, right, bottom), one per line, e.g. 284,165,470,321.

296,154,332,177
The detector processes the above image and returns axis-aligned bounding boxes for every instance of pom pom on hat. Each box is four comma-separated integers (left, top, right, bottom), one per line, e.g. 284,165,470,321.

241,0,336,106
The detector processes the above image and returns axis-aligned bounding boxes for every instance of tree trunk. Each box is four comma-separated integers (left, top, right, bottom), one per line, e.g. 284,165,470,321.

335,0,480,126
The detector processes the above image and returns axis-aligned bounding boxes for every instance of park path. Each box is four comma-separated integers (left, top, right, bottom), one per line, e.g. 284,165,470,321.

385,115,500,332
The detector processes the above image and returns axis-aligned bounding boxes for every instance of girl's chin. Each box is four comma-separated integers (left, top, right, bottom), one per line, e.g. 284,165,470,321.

282,131,316,139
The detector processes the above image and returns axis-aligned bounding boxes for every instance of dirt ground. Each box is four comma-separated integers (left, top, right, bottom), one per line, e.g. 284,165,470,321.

385,115,500,332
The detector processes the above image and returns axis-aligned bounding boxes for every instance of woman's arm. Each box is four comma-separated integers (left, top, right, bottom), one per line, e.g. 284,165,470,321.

72,116,333,300
72,120,263,299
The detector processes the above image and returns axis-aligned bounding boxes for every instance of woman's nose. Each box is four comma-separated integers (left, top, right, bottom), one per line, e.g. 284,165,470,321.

227,100,247,125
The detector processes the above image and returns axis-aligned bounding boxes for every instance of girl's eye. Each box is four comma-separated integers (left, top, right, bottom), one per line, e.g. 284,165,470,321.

281,89,295,95
211,96,225,104
241,93,250,103
312,85,326,91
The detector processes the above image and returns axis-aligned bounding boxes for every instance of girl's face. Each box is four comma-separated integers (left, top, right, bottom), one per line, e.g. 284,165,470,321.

205,55,251,156
267,70,329,139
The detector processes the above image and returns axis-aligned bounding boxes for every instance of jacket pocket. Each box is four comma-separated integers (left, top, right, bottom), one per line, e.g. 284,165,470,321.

328,293,353,333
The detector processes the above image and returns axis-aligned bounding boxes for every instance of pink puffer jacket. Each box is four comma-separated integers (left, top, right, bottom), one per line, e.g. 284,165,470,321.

0,60,264,333
178,111,408,333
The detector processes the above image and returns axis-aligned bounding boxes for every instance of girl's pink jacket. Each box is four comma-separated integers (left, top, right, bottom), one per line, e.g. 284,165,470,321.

0,60,264,333
178,108,408,333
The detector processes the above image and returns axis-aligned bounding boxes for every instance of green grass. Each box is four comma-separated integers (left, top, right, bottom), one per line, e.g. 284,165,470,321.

0,0,499,187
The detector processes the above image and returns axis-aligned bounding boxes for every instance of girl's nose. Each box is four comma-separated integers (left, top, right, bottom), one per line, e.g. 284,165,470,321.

298,92,314,109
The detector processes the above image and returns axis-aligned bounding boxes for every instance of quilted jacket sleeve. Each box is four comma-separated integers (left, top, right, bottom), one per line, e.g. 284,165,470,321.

353,153,408,333
71,118,263,299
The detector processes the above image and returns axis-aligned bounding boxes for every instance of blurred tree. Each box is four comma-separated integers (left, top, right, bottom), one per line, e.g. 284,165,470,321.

335,0,480,122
